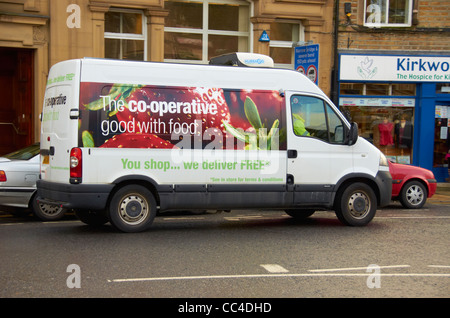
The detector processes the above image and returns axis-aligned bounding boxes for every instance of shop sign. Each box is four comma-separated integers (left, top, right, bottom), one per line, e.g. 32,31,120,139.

295,44,319,85
340,54,450,82
339,97,415,107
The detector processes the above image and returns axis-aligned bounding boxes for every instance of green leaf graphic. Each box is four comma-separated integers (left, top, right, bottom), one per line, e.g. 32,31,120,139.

244,97,263,129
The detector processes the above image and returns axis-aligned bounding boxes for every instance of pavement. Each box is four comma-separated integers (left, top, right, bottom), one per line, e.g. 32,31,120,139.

429,182,450,205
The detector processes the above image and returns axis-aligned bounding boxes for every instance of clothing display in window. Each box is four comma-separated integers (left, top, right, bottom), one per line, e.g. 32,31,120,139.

378,121,394,146
395,120,413,148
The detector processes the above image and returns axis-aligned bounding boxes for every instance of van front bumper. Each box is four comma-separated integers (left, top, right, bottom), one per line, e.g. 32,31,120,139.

376,170,392,208
36,180,114,210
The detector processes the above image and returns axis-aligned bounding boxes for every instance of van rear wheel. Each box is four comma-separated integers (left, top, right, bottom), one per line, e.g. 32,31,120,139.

335,183,376,226
108,185,156,233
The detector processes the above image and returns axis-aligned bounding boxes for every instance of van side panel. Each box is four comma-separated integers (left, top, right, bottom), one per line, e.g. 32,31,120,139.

78,83,287,189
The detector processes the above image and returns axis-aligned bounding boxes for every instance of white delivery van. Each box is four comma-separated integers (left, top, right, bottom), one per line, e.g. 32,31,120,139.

37,54,392,232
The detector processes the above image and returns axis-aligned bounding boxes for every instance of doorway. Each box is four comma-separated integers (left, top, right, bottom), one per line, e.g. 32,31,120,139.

0,47,34,155
433,102,450,181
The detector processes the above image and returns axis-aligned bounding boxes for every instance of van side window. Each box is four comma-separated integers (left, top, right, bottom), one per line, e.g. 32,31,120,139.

325,103,346,144
291,95,345,144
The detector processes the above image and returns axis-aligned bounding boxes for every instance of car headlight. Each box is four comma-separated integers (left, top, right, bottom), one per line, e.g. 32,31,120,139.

379,153,389,167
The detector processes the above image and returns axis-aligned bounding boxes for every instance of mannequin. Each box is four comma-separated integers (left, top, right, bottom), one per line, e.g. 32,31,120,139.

378,118,393,146
395,116,413,150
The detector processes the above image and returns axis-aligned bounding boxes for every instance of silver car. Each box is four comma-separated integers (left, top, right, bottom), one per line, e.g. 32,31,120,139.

0,143,66,221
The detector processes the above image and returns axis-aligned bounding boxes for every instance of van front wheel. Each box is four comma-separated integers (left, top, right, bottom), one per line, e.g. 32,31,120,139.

335,183,377,226
108,185,156,233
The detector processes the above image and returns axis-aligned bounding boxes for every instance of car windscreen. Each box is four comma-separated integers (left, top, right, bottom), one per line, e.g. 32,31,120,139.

3,143,40,160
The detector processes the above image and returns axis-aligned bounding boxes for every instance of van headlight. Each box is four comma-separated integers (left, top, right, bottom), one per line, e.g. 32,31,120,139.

379,153,389,167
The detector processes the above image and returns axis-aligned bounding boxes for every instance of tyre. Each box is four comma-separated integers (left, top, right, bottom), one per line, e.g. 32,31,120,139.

335,183,377,226
108,185,157,233
32,195,66,221
285,209,315,219
399,181,427,209
75,210,109,226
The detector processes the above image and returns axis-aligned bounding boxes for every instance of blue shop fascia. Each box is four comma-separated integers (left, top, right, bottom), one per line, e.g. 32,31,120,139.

338,51,450,182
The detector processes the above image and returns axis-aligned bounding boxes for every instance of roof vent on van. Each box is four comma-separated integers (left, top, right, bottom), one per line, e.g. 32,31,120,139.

209,53,274,68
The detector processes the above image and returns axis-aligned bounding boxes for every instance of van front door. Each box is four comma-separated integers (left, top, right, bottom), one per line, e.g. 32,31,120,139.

286,93,353,206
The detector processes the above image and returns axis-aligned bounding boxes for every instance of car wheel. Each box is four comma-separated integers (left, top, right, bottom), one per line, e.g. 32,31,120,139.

399,180,427,209
108,185,156,233
32,196,66,221
335,182,377,226
285,209,315,219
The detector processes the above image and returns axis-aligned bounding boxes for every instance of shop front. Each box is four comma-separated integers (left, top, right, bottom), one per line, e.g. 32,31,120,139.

338,52,450,182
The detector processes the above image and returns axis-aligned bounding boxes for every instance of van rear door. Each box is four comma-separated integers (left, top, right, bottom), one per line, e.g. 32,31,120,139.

40,60,81,184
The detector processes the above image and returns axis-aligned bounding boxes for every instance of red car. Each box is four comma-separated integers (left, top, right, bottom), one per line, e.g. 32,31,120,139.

389,161,437,209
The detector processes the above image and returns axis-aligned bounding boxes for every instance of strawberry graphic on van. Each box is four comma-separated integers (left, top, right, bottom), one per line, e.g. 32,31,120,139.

99,132,177,149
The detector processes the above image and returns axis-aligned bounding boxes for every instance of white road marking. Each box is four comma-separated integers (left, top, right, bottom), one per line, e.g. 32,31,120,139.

260,264,289,273
375,216,450,219
428,265,450,269
108,272,450,283
224,215,264,221
308,265,410,272
108,263,450,283
162,217,206,221
0,222,24,225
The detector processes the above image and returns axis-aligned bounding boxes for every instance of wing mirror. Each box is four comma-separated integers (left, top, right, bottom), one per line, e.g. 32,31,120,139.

347,122,358,145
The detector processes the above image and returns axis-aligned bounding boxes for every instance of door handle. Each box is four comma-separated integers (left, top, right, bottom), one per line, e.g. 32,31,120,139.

288,149,297,158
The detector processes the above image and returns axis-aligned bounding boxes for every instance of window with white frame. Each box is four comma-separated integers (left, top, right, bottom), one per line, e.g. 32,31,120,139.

104,9,147,60
269,22,304,69
164,0,250,63
364,0,413,27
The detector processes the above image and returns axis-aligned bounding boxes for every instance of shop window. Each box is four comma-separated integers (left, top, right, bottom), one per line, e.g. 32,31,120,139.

436,83,450,94
340,83,416,96
339,81,416,162
340,83,364,95
364,0,413,27
366,83,389,95
291,95,345,144
104,9,146,61
340,103,414,163
164,0,250,63
392,83,416,96
269,22,303,69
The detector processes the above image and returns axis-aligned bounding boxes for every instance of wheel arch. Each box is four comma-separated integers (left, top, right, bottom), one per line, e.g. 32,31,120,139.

334,173,381,207
28,190,38,209
110,175,165,207
400,177,429,197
